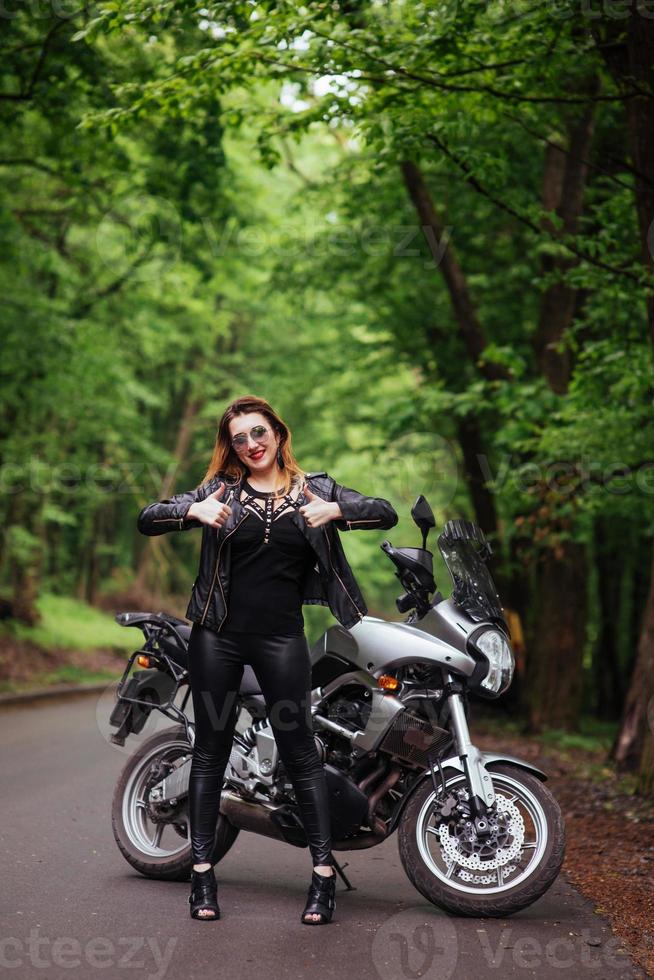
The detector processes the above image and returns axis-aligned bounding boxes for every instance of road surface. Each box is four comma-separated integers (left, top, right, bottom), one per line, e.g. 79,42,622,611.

0,689,647,980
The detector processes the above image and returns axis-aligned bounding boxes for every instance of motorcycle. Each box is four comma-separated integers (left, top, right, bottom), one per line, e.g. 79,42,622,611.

109,493,565,916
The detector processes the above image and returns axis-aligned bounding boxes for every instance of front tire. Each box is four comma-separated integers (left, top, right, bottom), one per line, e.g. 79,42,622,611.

397,762,565,917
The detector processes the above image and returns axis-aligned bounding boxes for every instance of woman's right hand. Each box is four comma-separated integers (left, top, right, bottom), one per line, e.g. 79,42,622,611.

186,482,232,528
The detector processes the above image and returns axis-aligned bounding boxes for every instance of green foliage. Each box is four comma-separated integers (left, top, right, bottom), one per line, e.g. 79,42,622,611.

1,0,652,747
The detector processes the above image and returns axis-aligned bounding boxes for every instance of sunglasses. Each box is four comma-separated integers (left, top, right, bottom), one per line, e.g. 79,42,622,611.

230,424,272,451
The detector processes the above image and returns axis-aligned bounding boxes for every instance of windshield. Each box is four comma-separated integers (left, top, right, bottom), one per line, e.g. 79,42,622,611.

437,530,506,624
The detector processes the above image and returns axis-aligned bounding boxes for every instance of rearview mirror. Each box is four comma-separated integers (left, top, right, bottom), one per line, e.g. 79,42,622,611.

411,495,435,549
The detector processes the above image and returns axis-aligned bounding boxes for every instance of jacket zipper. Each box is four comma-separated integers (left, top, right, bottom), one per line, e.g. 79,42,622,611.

345,518,382,529
322,525,365,622
152,517,186,528
200,509,250,626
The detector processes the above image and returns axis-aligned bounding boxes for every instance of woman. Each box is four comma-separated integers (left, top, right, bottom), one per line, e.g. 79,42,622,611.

137,394,398,924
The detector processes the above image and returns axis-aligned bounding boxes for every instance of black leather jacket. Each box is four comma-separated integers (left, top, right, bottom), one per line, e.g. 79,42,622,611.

137,470,399,632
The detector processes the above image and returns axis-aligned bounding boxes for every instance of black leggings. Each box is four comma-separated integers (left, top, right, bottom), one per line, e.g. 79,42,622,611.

186,622,333,867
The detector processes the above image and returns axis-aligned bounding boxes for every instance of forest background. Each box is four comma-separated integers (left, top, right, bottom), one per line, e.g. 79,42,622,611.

1,0,654,797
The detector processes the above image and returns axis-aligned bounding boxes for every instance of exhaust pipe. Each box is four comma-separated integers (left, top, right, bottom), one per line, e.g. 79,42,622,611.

219,790,293,842
219,788,389,850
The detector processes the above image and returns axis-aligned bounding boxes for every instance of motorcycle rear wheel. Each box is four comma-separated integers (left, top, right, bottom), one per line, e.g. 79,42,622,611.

398,762,565,917
111,725,239,881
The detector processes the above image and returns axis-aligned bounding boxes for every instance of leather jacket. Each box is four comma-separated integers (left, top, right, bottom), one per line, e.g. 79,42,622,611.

137,470,399,632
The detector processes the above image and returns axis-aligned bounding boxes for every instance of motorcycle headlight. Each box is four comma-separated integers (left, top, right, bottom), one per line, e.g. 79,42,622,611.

471,629,514,695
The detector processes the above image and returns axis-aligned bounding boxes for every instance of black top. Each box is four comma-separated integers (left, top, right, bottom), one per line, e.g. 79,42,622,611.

220,480,317,634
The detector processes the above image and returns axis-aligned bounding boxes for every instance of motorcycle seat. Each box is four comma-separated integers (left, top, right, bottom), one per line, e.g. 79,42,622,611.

158,631,264,697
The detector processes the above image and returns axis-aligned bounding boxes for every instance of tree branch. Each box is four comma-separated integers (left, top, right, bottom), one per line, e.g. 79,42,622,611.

71,247,155,318
424,130,643,284
502,111,639,192
255,51,636,106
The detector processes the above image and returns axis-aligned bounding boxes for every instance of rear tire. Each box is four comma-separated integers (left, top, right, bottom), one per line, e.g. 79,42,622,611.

111,726,240,881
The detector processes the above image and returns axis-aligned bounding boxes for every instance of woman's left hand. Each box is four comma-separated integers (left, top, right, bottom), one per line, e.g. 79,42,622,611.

299,486,341,528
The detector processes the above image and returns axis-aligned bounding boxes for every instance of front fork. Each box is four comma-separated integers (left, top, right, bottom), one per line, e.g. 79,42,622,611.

444,673,496,830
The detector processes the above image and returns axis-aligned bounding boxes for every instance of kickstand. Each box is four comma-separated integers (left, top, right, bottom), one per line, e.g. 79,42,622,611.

332,857,356,890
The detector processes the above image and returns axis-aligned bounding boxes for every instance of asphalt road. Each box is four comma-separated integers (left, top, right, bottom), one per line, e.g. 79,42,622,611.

0,689,647,980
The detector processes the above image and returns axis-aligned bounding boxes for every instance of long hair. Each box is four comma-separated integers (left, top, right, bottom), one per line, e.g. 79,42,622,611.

198,394,307,496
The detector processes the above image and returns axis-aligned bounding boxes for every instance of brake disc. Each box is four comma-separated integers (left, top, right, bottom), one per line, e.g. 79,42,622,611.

456,864,519,884
144,759,185,825
437,795,525,871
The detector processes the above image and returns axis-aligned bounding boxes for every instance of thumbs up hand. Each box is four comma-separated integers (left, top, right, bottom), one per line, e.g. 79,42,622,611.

186,482,232,529
299,485,342,528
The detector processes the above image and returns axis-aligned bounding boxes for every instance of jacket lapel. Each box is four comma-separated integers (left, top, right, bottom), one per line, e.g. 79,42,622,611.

217,476,247,535
291,483,330,573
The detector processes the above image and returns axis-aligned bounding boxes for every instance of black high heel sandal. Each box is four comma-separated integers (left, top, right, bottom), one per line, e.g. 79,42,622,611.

189,866,221,921
301,867,336,925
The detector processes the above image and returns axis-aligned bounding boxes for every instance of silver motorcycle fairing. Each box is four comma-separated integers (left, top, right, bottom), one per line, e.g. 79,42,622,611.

385,751,549,834
311,596,485,678
306,602,508,799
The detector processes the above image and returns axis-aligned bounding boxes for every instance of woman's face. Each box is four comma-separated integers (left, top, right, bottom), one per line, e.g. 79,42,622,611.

228,411,279,471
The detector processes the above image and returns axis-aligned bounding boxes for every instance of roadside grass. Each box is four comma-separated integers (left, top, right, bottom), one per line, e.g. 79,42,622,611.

0,593,136,651
0,665,120,694
0,593,134,694
472,707,637,786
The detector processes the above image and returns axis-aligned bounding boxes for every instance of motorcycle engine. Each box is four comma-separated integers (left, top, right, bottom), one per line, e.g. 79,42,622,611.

326,693,371,732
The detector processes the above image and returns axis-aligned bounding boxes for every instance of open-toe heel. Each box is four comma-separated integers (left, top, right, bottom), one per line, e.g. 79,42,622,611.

301,867,336,925
189,866,220,921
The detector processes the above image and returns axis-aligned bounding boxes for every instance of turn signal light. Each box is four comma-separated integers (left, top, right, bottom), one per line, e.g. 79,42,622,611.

136,654,154,667
378,675,399,691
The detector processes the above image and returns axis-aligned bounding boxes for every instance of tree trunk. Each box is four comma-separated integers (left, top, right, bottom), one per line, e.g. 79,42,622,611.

526,538,588,731
400,144,594,731
8,497,43,626
454,414,524,619
399,158,506,547
454,414,499,541
532,81,599,391
400,158,527,618
400,159,510,384
593,514,624,720
590,6,654,788
135,395,202,592
613,549,654,795
590,4,654,348
524,91,597,731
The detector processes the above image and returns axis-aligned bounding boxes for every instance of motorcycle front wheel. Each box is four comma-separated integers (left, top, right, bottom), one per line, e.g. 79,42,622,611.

111,726,240,881
397,762,565,917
